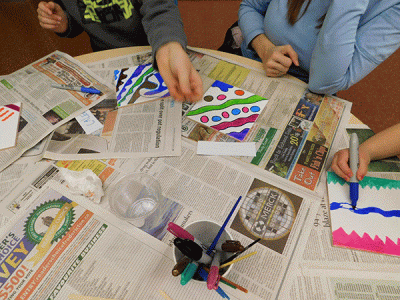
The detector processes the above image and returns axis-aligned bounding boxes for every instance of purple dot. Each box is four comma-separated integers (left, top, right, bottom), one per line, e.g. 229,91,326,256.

222,112,229,118
242,107,249,113
217,94,226,100
200,116,209,123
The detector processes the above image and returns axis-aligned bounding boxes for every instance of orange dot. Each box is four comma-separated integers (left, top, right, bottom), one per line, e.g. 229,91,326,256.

235,90,245,96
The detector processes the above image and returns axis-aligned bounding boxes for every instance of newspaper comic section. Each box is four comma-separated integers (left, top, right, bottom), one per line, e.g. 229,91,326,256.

0,49,399,300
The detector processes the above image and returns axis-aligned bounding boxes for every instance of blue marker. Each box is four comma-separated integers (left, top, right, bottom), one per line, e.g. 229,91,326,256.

51,84,101,94
349,133,359,209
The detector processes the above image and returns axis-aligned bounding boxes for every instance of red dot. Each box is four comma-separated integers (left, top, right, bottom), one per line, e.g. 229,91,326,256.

235,90,245,96
217,94,226,100
200,116,209,123
242,107,249,113
222,112,229,118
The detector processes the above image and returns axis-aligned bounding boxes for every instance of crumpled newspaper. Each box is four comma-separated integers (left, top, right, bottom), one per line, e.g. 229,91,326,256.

60,168,104,204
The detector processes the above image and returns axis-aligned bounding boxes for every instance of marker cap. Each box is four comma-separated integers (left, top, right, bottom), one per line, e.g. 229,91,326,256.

181,262,198,286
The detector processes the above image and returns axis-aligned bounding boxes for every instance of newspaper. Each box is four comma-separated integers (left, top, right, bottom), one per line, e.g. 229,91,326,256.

277,190,400,299
85,49,153,88
42,98,182,160
40,49,181,160
1,142,399,300
1,48,397,300
0,51,114,173
0,138,323,300
78,47,352,193
0,181,250,300
180,49,353,195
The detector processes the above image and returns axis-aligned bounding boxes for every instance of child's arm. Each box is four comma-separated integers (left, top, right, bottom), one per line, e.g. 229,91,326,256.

331,123,400,181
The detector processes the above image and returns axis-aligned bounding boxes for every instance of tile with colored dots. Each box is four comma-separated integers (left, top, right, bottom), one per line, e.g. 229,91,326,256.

186,80,268,141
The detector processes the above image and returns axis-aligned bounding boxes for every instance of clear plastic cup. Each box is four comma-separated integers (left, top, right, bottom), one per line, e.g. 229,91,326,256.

106,173,162,222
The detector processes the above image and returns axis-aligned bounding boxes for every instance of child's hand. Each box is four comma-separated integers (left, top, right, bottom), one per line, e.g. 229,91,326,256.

331,148,370,181
156,42,203,103
37,1,68,34
261,45,299,77
251,34,299,77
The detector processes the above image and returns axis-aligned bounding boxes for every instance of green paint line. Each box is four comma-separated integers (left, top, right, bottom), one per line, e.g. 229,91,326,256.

119,67,154,104
186,95,267,116
327,171,400,190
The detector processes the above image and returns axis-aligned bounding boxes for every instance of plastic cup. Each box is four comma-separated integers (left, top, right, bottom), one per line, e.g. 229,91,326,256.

172,220,233,282
106,173,162,223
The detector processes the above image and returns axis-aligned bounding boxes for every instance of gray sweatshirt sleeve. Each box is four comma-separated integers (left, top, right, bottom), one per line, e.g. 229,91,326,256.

140,0,188,67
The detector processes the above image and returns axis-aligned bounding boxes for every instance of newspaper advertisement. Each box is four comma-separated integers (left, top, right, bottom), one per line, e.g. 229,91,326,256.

0,51,114,173
180,49,352,193
42,98,182,160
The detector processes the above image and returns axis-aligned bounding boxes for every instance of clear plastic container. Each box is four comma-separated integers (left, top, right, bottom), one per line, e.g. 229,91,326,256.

106,173,162,222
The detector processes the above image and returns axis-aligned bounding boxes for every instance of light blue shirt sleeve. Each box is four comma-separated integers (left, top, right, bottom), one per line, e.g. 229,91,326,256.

309,1,400,95
238,0,272,50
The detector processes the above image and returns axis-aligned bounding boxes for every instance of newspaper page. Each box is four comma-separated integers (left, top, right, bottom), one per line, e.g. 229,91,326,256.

287,268,400,299
1,138,321,300
85,49,153,88
0,51,114,173
82,47,352,193
78,47,352,192
42,98,182,160
177,49,352,194
276,181,400,299
0,180,263,300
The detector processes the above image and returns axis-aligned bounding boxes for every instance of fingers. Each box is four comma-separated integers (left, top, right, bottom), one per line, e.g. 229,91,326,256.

175,66,192,102
264,59,290,76
281,45,299,66
38,1,54,15
356,159,368,181
188,69,203,102
356,149,370,181
38,2,67,31
38,15,60,29
159,69,181,101
165,68,203,103
331,149,352,181
263,45,299,77
156,42,203,103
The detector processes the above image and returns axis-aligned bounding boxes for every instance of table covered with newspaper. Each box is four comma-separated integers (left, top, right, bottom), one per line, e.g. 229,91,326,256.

0,47,399,300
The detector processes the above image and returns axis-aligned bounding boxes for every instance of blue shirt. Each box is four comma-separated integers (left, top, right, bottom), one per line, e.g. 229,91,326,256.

239,0,400,94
